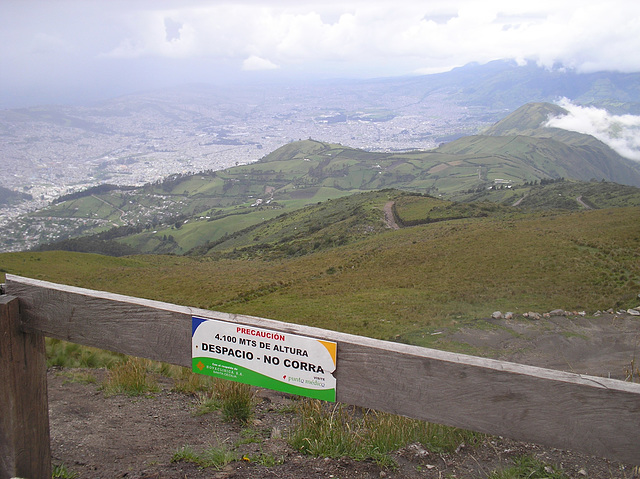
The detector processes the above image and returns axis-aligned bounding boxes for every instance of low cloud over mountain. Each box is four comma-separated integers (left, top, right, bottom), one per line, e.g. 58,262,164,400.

546,99,640,161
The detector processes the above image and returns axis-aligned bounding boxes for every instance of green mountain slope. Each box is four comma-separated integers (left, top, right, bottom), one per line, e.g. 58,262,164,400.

188,190,396,258
190,190,518,259
35,179,640,264
480,102,640,185
10,103,640,255
453,178,640,208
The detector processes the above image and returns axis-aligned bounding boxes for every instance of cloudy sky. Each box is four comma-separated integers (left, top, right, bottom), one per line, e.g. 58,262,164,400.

2,0,640,107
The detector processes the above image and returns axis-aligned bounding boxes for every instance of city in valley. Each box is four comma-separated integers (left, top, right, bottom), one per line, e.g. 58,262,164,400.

0,80,493,252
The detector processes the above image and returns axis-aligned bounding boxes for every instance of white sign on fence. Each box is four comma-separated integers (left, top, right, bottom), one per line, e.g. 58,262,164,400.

192,316,337,401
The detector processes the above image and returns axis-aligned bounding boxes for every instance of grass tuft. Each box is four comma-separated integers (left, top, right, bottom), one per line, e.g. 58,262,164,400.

246,452,284,466
215,379,255,424
289,399,482,468
190,378,254,422
52,463,79,479
487,455,568,479
193,390,220,416
101,357,159,397
171,445,237,469
46,338,122,369
170,366,217,395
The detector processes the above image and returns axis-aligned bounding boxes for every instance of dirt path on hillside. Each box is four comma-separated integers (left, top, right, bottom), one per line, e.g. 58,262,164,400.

46,312,640,478
576,195,593,209
512,193,528,206
92,194,127,225
384,201,400,229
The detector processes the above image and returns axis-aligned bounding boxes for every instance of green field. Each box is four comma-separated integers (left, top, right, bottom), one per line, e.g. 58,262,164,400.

4,204,639,343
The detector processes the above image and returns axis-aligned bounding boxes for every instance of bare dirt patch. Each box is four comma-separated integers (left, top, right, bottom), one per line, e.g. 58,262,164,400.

48,312,640,478
427,163,451,174
383,201,399,230
448,313,640,380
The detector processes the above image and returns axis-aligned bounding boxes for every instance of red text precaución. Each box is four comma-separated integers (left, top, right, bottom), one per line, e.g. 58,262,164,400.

236,326,285,342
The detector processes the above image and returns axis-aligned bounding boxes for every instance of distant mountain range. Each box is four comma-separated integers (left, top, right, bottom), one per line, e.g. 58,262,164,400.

403,60,640,113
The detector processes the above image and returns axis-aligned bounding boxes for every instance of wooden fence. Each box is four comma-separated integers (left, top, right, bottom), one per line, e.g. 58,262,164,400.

2,273,639,478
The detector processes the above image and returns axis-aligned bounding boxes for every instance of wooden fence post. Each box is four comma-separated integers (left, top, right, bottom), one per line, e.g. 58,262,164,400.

0,295,51,479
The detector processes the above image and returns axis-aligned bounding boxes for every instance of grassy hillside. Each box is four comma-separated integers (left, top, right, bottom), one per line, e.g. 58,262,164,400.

391,195,512,227
189,190,396,258
4,204,639,344
13,103,640,255
452,178,640,208
481,103,640,185
186,182,640,259
31,178,640,263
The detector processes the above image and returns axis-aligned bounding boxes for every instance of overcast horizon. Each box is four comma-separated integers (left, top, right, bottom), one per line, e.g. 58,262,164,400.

2,0,640,108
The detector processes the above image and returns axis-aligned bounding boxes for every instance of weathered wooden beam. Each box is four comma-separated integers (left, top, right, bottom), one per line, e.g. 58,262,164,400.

0,294,51,479
5,274,640,465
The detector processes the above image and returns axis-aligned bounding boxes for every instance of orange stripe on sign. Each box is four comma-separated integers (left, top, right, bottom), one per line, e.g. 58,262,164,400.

318,340,337,366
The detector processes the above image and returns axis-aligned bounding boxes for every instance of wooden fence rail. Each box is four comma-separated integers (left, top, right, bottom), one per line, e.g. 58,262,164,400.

2,273,640,478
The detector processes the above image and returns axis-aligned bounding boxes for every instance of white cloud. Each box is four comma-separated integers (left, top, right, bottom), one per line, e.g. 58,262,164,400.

100,1,640,74
242,55,279,71
106,10,201,59
546,99,640,161
2,0,640,106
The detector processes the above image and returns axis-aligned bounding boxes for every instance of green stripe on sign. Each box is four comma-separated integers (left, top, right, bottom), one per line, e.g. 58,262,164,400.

193,357,336,402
